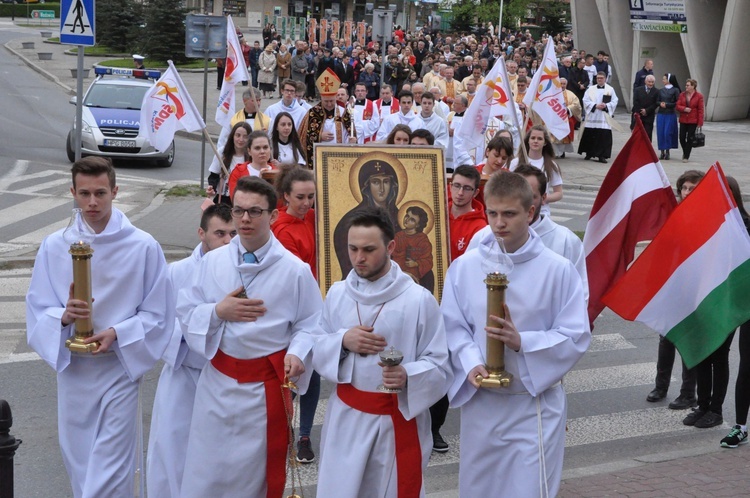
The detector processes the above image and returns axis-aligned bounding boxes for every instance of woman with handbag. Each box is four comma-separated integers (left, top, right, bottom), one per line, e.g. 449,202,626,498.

676,78,705,163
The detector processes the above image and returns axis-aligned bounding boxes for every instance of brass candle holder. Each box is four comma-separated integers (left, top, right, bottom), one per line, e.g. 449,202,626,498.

62,208,99,353
476,272,513,388
476,236,514,388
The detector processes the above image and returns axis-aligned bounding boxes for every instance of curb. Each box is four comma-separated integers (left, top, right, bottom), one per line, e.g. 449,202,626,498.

4,40,73,94
561,443,722,482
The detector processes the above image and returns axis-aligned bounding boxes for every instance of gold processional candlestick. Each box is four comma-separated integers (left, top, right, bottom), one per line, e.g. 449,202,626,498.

476,272,513,388
63,208,99,353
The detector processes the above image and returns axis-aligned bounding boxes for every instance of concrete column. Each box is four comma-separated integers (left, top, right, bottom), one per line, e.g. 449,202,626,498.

707,0,750,120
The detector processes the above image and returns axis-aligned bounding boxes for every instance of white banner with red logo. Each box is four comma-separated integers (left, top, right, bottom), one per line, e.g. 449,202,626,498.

456,55,519,153
216,16,250,128
523,37,570,140
140,61,205,152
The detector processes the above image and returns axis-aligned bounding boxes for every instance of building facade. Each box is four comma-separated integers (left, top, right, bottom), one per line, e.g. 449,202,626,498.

572,0,750,121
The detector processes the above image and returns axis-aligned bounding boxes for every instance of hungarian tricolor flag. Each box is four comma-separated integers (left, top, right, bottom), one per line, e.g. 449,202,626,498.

603,163,750,368
583,118,676,325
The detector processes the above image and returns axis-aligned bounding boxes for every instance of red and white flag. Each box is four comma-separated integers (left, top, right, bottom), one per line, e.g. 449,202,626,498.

456,55,520,152
583,118,677,326
140,61,205,152
523,37,569,140
216,16,250,127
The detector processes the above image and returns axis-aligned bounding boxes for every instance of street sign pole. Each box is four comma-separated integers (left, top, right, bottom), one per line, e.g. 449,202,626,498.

185,14,227,189
75,47,84,160
60,0,96,162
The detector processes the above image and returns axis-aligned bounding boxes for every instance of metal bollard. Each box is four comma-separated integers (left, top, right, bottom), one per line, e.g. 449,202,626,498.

0,400,22,498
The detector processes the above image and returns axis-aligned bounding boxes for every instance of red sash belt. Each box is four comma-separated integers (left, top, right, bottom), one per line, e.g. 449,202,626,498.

211,348,290,498
337,383,422,498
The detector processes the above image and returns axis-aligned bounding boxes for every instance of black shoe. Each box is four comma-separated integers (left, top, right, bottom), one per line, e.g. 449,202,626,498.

559,152,565,159
694,411,723,429
659,151,665,160
646,388,667,402
598,158,607,163
683,408,708,426
432,432,449,453
296,436,315,463
720,425,748,448
584,155,592,160
665,151,671,160
668,395,696,410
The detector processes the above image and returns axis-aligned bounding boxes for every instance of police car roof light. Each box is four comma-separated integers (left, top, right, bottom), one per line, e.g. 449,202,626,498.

93,67,162,79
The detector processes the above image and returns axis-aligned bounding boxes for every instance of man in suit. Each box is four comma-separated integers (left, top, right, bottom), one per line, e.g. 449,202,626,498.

340,54,355,95
456,55,474,82
631,74,659,141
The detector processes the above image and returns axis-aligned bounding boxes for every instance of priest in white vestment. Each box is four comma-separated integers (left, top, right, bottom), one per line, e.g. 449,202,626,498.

314,208,451,498
26,157,173,498
177,177,322,498
442,172,590,498
578,71,618,163
147,204,235,498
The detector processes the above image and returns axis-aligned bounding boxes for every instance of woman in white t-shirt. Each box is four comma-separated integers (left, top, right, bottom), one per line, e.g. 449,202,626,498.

516,125,563,216
206,121,251,204
270,111,306,167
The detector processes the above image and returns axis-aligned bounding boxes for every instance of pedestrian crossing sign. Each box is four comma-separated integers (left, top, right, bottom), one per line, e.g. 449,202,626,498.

60,0,95,46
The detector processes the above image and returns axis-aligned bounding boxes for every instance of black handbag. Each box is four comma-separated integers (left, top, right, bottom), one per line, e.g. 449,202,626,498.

692,127,705,148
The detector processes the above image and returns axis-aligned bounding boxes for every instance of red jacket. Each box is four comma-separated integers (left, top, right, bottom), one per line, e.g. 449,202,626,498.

676,91,704,126
449,198,488,261
272,207,317,279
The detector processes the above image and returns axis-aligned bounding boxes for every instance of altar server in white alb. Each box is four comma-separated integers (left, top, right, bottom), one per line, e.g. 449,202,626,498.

468,165,588,301
177,176,322,498
409,91,449,149
314,208,451,498
147,204,235,498
376,90,419,142
26,157,173,498
351,81,381,143
442,172,590,498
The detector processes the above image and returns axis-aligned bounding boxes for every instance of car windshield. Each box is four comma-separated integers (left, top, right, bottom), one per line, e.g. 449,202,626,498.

84,83,150,110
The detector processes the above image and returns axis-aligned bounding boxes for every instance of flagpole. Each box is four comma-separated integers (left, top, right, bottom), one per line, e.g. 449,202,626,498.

498,0,504,36
202,128,230,177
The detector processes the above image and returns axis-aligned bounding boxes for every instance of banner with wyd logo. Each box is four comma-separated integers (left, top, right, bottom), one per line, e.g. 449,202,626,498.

140,61,205,152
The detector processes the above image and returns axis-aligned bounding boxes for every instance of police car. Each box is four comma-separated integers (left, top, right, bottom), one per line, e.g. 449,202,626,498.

66,67,175,167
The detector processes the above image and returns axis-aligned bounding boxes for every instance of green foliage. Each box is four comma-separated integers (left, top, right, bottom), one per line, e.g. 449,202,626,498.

143,0,189,64
449,0,475,33
0,3,60,17
446,0,535,33
96,0,143,53
539,0,569,34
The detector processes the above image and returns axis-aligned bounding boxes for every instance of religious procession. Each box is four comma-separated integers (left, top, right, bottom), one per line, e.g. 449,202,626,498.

21,6,750,498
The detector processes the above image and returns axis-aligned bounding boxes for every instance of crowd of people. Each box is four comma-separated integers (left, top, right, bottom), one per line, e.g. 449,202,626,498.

24,21,748,498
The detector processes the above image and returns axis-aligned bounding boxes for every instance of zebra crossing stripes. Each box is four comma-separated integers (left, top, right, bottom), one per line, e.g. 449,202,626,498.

549,188,597,223
0,166,168,256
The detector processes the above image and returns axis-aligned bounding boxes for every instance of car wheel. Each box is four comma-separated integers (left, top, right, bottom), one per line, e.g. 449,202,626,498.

66,131,76,162
156,142,175,168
